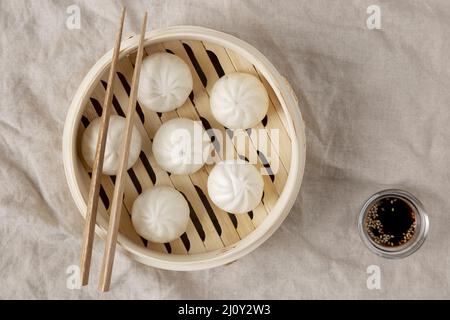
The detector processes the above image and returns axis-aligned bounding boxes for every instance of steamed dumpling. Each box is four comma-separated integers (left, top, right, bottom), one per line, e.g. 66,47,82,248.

131,186,189,243
210,72,269,129
152,118,211,175
207,160,264,214
137,52,193,112
81,115,142,175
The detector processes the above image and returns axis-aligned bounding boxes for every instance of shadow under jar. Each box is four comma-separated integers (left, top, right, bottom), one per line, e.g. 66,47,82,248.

358,189,429,258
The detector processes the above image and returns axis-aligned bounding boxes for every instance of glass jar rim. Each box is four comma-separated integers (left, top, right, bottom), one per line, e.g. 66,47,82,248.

358,189,429,259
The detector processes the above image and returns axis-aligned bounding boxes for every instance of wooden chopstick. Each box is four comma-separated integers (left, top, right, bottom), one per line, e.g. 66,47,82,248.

80,7,126,286
98,12,148,292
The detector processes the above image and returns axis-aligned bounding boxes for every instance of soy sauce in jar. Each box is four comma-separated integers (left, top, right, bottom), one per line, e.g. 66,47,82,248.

359,189,429,258
365,196,416,247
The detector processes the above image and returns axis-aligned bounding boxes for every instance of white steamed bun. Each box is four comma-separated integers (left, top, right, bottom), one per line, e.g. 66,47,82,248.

207,160,264,214
81,115,142,175
138,52,193,112
152,118,211,175
131,186,190,243
210,72,269,129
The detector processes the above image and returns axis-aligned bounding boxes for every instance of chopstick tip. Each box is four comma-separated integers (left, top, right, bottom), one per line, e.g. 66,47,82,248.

141,12,148,31
119,7,126,23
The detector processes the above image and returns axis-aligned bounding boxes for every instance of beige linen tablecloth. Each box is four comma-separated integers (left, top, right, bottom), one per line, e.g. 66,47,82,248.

1,0,450,299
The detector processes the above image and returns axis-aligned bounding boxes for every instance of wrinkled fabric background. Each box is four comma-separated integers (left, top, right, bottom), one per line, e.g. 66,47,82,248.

1,0,450,299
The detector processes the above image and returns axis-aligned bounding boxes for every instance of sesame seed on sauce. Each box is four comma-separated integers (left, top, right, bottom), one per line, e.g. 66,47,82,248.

365,197,416,247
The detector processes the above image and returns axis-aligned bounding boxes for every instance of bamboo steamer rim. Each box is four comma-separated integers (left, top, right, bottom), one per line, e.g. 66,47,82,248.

63,26,306,270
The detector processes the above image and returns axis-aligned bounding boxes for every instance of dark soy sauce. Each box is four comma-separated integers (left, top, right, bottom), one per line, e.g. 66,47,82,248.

365,196,416,247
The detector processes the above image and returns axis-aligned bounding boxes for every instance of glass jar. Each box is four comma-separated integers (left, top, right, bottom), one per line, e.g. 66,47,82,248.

358,189,429,258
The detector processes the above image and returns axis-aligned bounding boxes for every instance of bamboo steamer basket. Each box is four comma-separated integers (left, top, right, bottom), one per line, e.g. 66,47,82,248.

63,26,306,271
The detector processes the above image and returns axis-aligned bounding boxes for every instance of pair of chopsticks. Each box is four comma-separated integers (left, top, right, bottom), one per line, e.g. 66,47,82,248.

79,7,148,292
